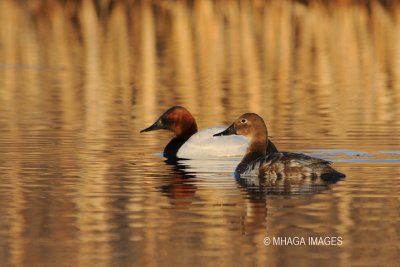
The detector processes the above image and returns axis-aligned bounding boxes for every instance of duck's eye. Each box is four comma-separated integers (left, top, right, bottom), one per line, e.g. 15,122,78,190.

240,119,247,124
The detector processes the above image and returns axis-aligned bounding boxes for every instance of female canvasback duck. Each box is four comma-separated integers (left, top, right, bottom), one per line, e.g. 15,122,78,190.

213,113,345,180
140,106,278,159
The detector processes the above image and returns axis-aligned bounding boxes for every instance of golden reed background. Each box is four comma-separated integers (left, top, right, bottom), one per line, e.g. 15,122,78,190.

1,0,400,143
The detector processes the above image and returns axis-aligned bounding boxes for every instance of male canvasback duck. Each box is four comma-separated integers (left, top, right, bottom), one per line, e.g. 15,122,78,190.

213,113,345,180
140,106,278,159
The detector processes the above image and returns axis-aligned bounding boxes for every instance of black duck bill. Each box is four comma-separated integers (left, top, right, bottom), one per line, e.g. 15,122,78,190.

140,117,167,133
213,124,236,136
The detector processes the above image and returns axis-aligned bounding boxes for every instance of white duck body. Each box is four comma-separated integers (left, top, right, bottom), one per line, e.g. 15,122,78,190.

177,126,250,159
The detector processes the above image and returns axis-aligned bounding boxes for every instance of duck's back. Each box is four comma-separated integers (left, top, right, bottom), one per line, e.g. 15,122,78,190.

177,126,249,159
237,152,344,181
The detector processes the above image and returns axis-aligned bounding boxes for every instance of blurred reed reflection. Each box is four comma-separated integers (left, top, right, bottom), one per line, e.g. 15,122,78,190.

1,0,400,139
0,0,399,267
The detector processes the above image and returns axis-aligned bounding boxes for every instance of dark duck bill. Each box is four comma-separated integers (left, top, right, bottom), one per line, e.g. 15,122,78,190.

213,124,236,136
140,118,168,133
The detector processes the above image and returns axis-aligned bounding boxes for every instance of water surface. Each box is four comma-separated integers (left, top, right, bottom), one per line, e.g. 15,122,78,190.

0,1,399,266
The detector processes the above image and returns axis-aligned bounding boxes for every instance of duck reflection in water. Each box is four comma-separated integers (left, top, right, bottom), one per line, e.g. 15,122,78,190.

163,158,269,235
236,173,341,197
159,158,198,207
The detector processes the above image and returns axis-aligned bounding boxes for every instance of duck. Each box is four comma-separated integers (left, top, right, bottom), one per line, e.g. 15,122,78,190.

140,106,278,159
213,113,345,180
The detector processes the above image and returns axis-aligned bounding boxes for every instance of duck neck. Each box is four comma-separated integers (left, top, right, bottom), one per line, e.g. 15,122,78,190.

165,120,198,158
236,134,268,174
163,138,187,158
236,140,267,173
174,121,198,141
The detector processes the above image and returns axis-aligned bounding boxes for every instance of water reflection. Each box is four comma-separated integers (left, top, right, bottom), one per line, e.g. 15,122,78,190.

0,0,399,266
160,159,198,206
1,0,400,137
170,157,342,199
237,174,341,197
